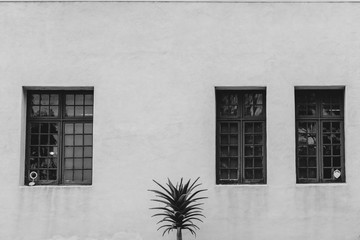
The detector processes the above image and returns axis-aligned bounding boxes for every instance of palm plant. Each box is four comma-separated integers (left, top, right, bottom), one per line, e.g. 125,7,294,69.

149,177,207,240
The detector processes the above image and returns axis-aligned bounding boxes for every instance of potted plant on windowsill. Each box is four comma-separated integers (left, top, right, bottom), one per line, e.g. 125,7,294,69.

149,177,207,240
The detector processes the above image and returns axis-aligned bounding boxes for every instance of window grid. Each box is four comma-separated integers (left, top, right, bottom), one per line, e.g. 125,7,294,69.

26,90,93,185
295,90,345,183
216,90,266,184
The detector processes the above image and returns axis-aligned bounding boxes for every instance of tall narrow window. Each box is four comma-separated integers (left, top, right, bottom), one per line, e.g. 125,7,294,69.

295,89,345,183
26,90,94,185
216,89,266,184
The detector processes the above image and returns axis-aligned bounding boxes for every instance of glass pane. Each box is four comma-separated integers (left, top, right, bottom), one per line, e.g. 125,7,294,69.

308,157,316,167
75,135,83,146
66,107,74,117
75,123,83,134
254,146,262,156
254,169,263,179
83,170,92,181
245,123,253,133
49,94,59,105
48,158,57,168
84,147,92,157
254,135,262,144
220,158,229,168
40,147,48,156
308,168,316,178
74,147,83,157
39,170,47,180
39,158,48,168
230,158,238,168
229,135,238,144
75,106,84,117
333,157,341,167
254,106,263,116
245,146,253,156
30,123,40,133
31,106,40,117
255,94,263,104
219,94,238,117
49,106,58,117
65,158,73,169
32,94,40,105
299,168,307,178
332,122,340,132
74,158,83,169
333,145,340,155
84,158,92,169
332,134,341,144
40,123,49,133
323,145,331,155
323,122,331,132
230,170,237,179
254,157,262,167
85,95,93,105
253,123,261,133
30,158,38,168
84,135,92,145
245,135,253,144
30,147,39,156
75,95,84,105
31,135,39,145
84,123,93,134
65,147,73,157
323,157,331,167
299,157,307,167
229,124,238,133
65,135,74,145
308,145,316,155
220,123,229,133
245,158,253,168
49,124,58,133
66,95,74,105
324,168,332,179
245,169,253,179
323,134,331,144
220,135,228,144
48,170,57,180
298,146,307,155
40,106,49,116
41,94,49,105
220,146,228,157
84,106,93,117
65,124,73,134
220,169,228,179
39,158,47,168
64,170,73,181
307,134,316,145
229,147,238,156
40,135,48,145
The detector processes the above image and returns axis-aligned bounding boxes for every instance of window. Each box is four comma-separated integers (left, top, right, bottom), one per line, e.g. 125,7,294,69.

25,90,94,185
216,89,266,184
295,89,345,183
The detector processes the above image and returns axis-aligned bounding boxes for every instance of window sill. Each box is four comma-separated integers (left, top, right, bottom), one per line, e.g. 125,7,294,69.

19,185,93,189
295,183,347,187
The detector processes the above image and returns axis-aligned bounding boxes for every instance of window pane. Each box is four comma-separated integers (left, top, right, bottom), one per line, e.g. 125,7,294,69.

296,90,344,183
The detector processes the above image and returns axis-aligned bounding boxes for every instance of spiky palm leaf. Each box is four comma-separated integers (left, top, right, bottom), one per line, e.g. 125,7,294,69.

149,177,207,239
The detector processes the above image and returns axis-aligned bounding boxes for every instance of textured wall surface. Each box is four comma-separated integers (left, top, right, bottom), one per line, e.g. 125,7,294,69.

1,2,360,240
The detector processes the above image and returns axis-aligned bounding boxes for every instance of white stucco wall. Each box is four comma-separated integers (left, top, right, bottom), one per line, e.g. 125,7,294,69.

1,2,360,240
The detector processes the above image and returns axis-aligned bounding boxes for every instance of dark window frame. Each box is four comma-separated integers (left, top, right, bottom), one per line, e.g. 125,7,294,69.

25,90,94,185
295,89,345,183
216,89,267,184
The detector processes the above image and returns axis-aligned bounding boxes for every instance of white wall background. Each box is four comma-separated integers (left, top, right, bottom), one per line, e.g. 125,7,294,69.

1,2,360,240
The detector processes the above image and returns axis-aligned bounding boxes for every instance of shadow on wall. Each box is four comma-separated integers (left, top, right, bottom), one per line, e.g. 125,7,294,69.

47,232,142,240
